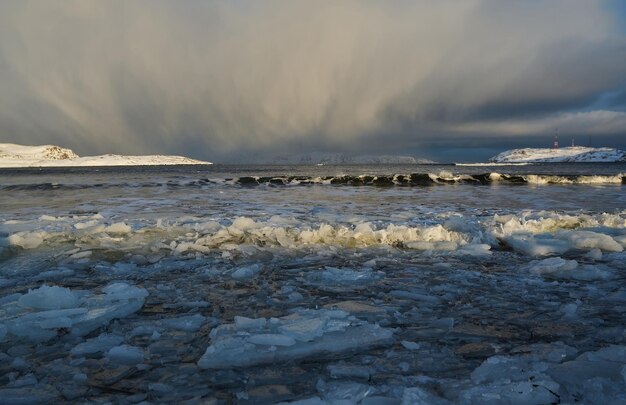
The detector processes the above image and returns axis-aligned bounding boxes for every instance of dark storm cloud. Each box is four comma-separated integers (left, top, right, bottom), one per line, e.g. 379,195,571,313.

600,88,626,111
421,40,626,122
0,0,624,161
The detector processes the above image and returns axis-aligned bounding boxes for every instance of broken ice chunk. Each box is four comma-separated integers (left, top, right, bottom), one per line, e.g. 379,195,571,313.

230,217,257,231
401,341,421,351
18,285,78,310
470,355,551,385
234,316,267,331
9,373,38,388
402,387,452,405
4,308,87,342
316,379,373,403
107,345,144,365
279,317,327,342
231,264,261,280
1,282,148,342
505,235,569,257
73,373,87,384
585,248,603,260
529,257,577,274
102,282,149,301
70,334,124,357
248,334,296,347
461,354,561,405
459,380,560,405
32,268,75,282
162,314,206,332
105,222,131,234
198,309,393,370
11,357,29,371
308,267,382,285
452,345,626,405
67,250,92,261
456,243,492,256
7,231,45,249
39,316,72,329
545,347,626,404
558,230,623,252
527,257,612,280
288,292,304,302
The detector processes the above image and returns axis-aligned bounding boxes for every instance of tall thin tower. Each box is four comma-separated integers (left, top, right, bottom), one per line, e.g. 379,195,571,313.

552,128,559,150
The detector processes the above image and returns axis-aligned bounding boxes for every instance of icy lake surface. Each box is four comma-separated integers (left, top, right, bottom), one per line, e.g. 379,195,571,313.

0,163,625,404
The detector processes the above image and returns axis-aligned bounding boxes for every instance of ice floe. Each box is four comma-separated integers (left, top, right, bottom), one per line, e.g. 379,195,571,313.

198,309,393,369
0,283,147,342
527,257,613,280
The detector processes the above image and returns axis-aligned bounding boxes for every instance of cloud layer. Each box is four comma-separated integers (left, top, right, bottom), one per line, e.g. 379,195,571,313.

0,0,624,160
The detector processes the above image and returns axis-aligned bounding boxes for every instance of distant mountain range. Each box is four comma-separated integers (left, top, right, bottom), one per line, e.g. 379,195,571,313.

489,147,626,163
262,153,435,165
0,143,212,167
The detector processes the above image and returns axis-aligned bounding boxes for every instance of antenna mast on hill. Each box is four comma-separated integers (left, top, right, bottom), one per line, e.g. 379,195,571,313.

552,128,559,150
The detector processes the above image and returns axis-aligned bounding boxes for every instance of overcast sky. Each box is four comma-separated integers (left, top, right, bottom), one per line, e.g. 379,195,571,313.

0,0,625,162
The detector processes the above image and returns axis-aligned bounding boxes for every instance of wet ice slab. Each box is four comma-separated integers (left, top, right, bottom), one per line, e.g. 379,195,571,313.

198,309,394,369
401,344,626,405
0,283,147,342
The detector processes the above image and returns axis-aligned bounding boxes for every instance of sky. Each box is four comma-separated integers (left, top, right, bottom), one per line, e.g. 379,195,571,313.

0,0,625,163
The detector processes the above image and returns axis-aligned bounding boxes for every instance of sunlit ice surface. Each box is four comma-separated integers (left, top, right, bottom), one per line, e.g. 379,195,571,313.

0,163,625,404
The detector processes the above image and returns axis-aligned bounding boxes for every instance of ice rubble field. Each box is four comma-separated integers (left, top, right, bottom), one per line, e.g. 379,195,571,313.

0,207,625,404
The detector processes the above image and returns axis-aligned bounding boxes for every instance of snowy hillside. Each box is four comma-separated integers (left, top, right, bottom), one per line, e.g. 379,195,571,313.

490,146,626,163
0,143,212,167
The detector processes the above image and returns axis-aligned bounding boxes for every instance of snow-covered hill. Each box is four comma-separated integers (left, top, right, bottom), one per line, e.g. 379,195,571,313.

489,147,626,163
0,143,212,167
